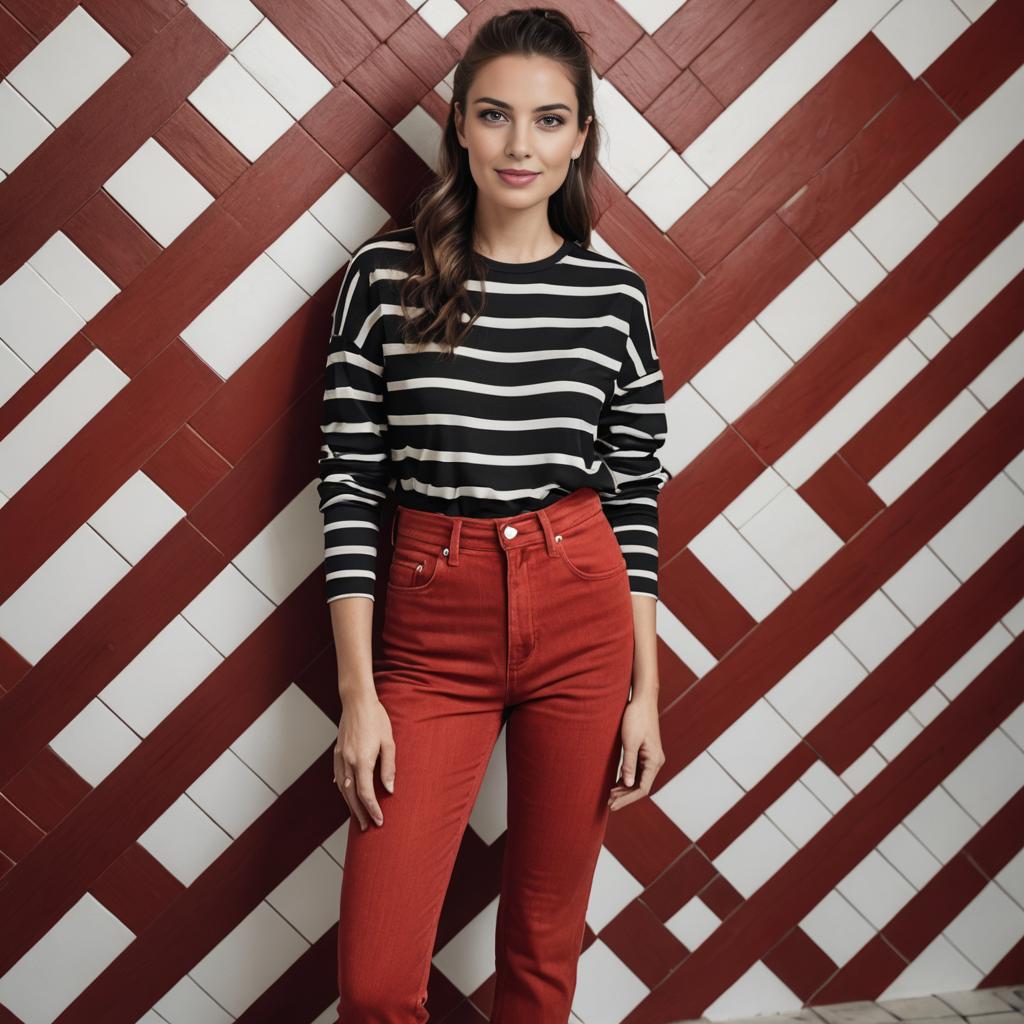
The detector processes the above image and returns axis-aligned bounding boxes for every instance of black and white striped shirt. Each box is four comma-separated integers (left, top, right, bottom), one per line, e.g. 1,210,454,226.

317,225,669,603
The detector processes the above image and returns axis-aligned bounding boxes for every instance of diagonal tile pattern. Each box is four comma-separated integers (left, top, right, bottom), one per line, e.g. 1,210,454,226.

0,1,1021,1022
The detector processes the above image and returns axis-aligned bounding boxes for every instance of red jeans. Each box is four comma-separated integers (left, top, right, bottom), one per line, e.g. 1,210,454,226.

337,486,635,1022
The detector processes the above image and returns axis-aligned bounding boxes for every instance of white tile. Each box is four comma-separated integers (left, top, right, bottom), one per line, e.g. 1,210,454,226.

587,846,644,934
0,523,130,664
661,381,726,476
875,710,924,763
709,698,802,791
907,685,950,729
943,728,1024,827
904,784,980,863
801,760,855,814
0,339,32,407
99,616,222,736
904,63,1024,221
615,0,687,35
755,260,855,361
393,103,445,173
188,54,293,162
266,846,342,942
653,750,746,839
233,18,332,119
851,182,938,271
180,252,308,379
765,779,833,848
771,343,926,494
88,471,185,565
309,174,390,254
683,0,897,184
0,348,127,495
739,487,843,589
265,210,350,296
873,0,970,78
688,514,791,622
945,882,1024,972
819,231,887,302
876,382,985,502
187,748,278,838
433,897,498,995
837,849,918,929
1002,701,1024,758
995,844,1024,908
180,563,277,657
840,744,887,792
49,696,141,786
234,481,323,604
881,545,961,627
666,896,721,952
877,823,944,891
153,972,235,1024
767,635,867,737
0,263,85,370
27,232,120,321
416,0,468,38
185,0,263,48
0,893,135,1024
629,148,708,230
231,684,337,794
190,901,309,1016
593,75,671,192
882,932,983,1000
713,814,798,899
908,316,952,359
6,7,130,126
702,959,802,1020
953,0,998,17
467,727,507,844
138,793,233,886
573,939,648,1024
929,472,1024,582
723,467,789,531
969,329,1024,409
0,80,53,172
691,320,792,423
104,138,215,248
836,590,915,673
800,888,877,967
652,600,718,681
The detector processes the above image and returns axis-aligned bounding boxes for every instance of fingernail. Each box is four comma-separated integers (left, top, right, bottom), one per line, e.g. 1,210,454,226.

384,779,394,793
373,817,383,826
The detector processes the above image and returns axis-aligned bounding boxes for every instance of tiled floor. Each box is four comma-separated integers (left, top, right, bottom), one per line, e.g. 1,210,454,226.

680,987,1024,1024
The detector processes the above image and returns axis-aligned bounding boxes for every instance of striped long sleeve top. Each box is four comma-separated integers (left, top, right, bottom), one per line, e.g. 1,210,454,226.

317,225,669,602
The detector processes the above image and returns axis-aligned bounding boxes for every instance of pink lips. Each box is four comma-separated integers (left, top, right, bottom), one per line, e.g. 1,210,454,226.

497,169,539,187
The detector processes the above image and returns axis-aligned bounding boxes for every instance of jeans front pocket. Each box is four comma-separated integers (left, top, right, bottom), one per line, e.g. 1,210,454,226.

554,513,627,581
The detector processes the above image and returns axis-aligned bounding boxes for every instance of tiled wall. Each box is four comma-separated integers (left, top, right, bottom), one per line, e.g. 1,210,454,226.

0,1,1022,1022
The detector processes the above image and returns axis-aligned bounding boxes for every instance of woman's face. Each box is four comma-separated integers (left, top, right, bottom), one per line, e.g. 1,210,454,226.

455,54,591,213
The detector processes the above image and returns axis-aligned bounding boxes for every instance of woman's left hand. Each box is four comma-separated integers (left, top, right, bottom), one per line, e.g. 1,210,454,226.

608,693,665,811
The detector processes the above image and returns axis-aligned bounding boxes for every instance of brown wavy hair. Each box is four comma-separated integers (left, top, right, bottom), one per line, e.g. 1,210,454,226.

397,7,601,356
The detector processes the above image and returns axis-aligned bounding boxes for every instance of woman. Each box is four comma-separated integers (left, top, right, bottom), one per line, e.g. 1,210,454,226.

318,7,668,1020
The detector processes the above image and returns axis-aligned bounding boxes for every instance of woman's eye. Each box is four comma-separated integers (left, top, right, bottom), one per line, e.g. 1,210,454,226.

479,110,565,128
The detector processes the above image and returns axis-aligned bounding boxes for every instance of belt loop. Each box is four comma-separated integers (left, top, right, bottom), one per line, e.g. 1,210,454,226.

536,506,559,557
448,518,461,565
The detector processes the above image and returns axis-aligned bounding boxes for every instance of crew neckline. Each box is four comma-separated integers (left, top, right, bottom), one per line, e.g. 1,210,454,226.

476,235,575,273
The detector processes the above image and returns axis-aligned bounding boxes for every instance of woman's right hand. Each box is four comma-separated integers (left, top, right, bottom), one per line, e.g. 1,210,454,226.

334,693,395,830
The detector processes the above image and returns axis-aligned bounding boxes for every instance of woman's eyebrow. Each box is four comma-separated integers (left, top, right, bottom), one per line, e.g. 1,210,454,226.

473,97,572,113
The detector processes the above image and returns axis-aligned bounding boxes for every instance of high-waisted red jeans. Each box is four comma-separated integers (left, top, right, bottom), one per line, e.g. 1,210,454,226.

336,486,635,1022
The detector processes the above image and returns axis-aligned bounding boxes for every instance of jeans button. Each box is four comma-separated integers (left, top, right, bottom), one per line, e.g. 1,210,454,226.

503,525,518,539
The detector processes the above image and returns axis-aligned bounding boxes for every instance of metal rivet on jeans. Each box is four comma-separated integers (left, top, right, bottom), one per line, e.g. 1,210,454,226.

415,563,423,573
555,534,562,543
443,547,449,556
